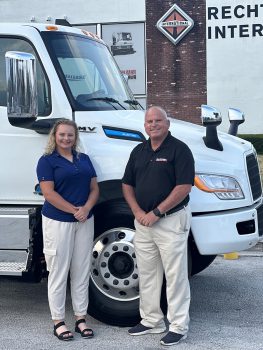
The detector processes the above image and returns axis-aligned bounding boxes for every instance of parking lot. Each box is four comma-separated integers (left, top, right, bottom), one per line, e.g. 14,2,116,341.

0,253,262,350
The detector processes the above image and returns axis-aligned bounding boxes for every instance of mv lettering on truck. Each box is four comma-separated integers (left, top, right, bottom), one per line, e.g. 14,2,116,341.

0,22,262,326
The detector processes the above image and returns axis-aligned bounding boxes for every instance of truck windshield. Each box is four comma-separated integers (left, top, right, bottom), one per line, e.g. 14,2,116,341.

41,31,140,111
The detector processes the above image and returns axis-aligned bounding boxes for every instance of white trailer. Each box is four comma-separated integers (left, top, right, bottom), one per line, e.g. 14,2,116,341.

0,22,262,326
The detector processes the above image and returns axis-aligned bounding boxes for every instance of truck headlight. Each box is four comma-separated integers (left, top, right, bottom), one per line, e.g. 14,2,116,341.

194,174,244,199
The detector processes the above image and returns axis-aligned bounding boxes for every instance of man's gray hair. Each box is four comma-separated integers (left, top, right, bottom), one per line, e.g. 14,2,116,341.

145,106,168,119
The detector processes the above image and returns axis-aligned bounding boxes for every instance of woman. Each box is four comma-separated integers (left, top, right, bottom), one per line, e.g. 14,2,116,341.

36,119,99,341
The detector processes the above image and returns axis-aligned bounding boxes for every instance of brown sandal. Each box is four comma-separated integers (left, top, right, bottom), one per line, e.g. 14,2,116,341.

75,319,94,338
54,321,74,341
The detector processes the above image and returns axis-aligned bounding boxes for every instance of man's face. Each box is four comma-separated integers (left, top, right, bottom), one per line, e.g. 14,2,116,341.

144,109,170,141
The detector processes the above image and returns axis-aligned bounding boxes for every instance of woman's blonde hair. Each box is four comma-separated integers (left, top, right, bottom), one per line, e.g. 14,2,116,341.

44,119,80,155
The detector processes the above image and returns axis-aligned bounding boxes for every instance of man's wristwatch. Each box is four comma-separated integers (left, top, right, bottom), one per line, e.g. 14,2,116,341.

153,207,163,218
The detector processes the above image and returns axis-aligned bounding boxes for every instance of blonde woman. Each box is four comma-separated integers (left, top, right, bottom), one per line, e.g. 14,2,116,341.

36,119,99,341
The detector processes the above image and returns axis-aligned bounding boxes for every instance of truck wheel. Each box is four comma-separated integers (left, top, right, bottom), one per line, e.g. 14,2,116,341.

88,200,140,326
189,240,216,275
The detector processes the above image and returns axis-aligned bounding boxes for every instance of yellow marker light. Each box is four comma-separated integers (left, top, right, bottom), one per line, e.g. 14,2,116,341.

46,25,59,31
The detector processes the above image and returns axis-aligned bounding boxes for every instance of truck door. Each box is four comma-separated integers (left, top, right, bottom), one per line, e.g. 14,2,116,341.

0,36,51,203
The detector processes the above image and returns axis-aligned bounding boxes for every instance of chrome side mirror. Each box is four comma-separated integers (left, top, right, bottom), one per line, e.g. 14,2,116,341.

201,104,222,126
228,108,245,136
201,105,223,151
5,51,38,120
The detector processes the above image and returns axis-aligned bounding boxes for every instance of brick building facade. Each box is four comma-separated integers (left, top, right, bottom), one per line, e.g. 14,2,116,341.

145,0,206,124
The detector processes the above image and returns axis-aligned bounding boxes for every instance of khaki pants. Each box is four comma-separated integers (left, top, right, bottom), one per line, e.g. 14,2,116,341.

42,215,94,320
134,205,191,335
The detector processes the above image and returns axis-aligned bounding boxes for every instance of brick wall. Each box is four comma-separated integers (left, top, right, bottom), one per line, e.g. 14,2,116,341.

145,0,206,124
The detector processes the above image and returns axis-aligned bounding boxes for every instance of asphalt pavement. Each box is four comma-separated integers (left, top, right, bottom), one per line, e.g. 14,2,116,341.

0,252,262,350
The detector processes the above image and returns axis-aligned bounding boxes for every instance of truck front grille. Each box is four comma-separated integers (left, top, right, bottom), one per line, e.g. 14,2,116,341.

257,203,263,237
246,154,262,201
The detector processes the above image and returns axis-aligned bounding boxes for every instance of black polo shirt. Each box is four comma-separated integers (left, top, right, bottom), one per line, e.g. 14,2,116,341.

122,132,195,212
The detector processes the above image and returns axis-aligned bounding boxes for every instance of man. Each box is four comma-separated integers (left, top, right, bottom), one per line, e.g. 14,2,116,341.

122,106,195,346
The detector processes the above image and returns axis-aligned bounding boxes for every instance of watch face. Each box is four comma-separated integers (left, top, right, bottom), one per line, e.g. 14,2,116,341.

153,208,162,217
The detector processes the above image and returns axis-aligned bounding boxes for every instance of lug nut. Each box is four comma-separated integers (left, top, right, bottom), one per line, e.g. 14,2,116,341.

118,231,126,239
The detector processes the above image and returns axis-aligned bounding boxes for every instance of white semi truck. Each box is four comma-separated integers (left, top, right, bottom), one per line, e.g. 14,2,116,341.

0,22,262,326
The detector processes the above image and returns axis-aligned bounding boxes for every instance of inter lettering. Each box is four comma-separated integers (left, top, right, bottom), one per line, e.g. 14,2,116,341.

208,23,263,39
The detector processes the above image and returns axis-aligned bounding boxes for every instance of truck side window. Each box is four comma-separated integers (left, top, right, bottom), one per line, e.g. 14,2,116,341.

0,37,51,116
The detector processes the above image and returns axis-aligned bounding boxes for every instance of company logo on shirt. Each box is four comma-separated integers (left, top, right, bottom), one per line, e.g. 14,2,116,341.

156,158,168,162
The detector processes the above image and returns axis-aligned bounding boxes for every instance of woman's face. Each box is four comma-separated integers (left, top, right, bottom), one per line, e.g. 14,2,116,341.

55,124,76,152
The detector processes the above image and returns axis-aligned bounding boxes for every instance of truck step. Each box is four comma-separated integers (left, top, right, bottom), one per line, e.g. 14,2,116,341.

0,261,26,276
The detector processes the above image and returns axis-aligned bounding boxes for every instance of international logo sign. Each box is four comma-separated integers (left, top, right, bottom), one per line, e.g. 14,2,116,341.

156,4,194,46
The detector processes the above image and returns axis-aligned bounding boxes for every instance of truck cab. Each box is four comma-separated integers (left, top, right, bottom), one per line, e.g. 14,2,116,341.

0,23,262,326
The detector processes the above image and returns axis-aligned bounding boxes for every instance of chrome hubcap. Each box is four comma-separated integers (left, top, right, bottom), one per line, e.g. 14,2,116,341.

91,227,139,301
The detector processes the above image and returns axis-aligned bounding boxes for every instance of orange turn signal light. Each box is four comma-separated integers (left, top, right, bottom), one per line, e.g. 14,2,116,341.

46,25,59,31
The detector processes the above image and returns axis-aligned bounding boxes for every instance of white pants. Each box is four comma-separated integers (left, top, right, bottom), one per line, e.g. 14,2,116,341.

134,205,191,335
42,215,94,320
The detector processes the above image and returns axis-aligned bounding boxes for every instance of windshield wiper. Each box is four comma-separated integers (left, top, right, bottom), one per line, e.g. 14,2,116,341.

86,97,126,110
124,99,143,109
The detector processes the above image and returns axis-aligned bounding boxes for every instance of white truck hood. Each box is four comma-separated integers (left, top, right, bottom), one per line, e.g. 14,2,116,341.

75,110,256,212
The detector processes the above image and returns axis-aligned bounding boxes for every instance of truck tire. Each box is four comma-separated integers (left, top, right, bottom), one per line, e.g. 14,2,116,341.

88,199,140,326
189,240,217,275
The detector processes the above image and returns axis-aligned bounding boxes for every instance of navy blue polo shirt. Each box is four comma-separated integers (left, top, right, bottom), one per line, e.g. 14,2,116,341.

36,150,97,222
122,132,195,212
